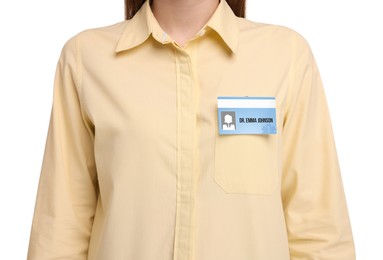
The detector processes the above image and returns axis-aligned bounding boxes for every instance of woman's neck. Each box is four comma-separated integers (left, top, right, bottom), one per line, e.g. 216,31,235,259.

151,0,219,47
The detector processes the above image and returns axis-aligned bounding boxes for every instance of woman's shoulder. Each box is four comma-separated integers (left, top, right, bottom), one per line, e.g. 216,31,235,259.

236,17,310,47
72,20,128,44
59,20,130,56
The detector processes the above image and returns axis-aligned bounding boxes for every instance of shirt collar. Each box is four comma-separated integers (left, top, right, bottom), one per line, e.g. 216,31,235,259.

115,0,239,53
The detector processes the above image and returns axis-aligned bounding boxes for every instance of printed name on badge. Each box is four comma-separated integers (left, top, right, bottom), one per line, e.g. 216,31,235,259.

217,96,277,135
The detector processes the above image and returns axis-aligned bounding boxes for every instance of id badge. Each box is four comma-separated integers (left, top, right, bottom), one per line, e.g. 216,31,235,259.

217,96,277,135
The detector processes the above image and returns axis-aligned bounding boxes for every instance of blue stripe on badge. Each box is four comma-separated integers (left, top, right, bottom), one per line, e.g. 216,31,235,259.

217,96,275,100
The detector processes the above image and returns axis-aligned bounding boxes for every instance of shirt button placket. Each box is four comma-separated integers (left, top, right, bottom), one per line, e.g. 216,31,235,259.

173,44,197,260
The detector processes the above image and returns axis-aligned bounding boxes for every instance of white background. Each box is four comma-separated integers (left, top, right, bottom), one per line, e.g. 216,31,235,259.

1,0,382,259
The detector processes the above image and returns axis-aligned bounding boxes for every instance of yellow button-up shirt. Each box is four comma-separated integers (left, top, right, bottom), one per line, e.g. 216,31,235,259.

27,0,355,259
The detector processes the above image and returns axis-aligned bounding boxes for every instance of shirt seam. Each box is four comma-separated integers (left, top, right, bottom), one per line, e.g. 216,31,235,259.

285,31,297,122
73,35,95,140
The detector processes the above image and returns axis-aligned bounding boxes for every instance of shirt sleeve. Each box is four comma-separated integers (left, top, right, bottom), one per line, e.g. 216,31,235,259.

281,32,356,259
27,36,98,259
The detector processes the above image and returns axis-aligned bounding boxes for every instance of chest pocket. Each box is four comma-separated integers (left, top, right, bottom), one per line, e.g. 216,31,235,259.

214,133,278,195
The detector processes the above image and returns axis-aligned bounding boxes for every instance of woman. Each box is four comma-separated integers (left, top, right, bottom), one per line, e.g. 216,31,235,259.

27,0,355,259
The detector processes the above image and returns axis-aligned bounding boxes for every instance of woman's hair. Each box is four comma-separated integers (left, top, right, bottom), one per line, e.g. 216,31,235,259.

125,0,246,20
